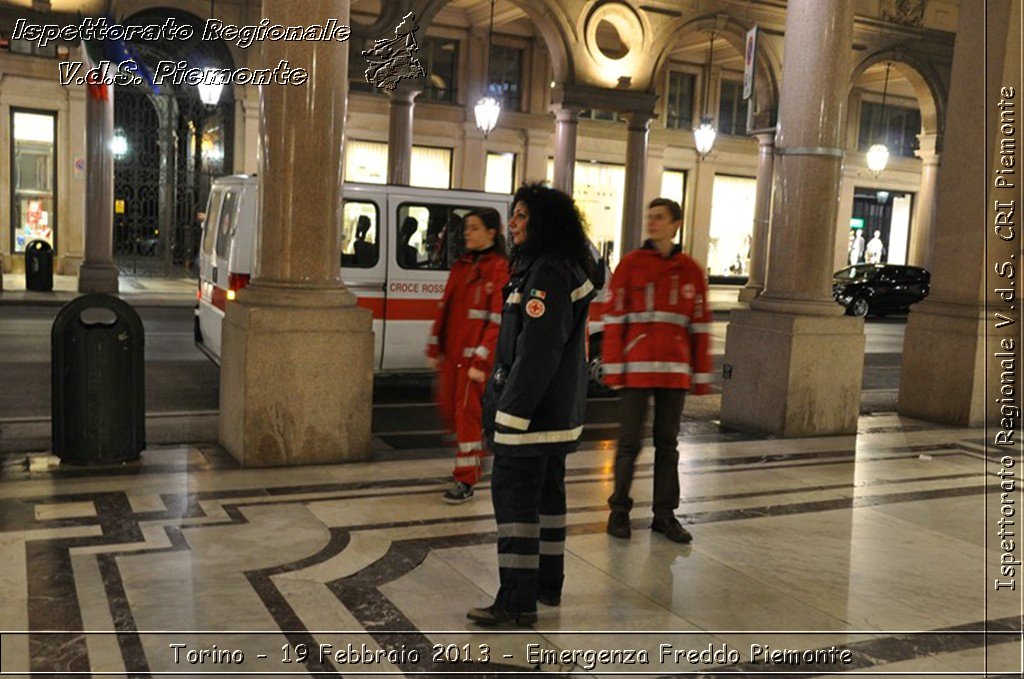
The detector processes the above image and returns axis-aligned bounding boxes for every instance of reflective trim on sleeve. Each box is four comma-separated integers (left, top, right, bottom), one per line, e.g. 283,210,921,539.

692,373,715,384
473,345,490,359
629,311,691,327
488,312,502,324
603,362,692,375
428,335,438,345
497,522,540,539
462,347,476,358
539,541,565,556
493,425,584,445
495,411,531,431
539,514,566,529
468,308,489,320
507,292,523,304
457,441,483,454
690,322,712,333
571,279,594,302
603,314,627,325
498,553,539,570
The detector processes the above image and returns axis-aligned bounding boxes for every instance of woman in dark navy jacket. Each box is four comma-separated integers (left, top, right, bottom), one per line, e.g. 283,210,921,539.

468,183,598,627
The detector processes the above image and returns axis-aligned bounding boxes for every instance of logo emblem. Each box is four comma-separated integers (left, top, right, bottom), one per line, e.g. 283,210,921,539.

682,283,696,300
525,299,546,318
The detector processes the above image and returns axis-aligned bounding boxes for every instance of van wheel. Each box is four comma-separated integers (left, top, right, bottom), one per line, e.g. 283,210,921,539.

850,297,870,318
588,335,612,397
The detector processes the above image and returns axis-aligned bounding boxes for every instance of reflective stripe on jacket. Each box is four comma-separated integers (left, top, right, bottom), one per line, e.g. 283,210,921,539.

602,242,714,392
484,253,597,456
426,248,510,375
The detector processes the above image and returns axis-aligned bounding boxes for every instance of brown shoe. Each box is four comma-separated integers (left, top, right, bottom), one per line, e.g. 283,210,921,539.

466,604,537,627
607,511,631,539
651,516,693,543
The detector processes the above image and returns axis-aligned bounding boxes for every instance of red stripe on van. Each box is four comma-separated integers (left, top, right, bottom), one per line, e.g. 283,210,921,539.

212,286,228,312
355,296,437,321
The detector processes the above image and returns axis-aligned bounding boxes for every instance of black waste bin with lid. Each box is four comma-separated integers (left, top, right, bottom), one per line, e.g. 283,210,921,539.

25,239,53,292
52,294,146,464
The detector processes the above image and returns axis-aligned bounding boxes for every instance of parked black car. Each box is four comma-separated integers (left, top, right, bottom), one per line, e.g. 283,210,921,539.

832,264,930,317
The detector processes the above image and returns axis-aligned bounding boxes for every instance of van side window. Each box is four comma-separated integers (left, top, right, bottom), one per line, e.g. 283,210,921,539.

396,203,475,271
215,191,239,258
341,201,380,268
202,190,223,255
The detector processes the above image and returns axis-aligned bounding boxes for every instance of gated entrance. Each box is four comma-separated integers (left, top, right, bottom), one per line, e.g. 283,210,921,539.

112,9,234,278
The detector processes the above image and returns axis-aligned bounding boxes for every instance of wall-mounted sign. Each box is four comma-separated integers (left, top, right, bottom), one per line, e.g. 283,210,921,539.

115,199,125,215
850,218,865,231
743,26,758,101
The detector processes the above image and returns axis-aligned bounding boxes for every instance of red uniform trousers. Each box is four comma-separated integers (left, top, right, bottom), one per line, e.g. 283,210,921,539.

436,359,486,485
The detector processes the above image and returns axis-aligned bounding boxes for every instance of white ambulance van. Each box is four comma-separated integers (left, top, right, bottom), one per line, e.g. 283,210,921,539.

195,175,514,371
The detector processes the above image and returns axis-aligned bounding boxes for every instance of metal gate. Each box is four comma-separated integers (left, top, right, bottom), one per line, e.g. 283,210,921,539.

111,10,235,278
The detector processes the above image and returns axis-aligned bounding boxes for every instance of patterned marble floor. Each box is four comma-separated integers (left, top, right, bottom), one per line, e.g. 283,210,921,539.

0,414,1021,677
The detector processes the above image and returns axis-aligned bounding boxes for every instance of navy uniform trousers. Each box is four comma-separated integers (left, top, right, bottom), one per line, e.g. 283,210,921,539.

490,449,567,613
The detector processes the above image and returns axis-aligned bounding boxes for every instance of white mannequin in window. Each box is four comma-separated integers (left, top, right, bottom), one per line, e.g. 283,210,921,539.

849,230,865,265
865,230,884,264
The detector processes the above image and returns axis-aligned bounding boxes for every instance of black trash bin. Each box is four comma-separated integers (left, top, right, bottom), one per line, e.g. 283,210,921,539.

52,294,146,464
25,239,54,292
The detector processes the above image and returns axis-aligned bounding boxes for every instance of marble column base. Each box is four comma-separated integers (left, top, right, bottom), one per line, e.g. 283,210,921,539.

77,263,119,294
898,300,992,426
720,309,865,437
737,284,763,304
218,284,374,467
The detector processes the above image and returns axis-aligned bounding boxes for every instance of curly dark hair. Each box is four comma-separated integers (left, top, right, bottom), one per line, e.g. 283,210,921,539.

511,183,592,270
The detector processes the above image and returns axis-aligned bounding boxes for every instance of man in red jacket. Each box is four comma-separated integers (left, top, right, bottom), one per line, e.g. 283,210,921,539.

602,198,714,543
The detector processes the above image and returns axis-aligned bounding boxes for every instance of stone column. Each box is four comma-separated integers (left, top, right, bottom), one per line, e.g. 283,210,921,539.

551,106,579,194
219,0,374,467
386,81,421,186
720,0,864,437
620,112,653,253
78,70,119,294
908,132,941,270
898,0,1019,426
739,130,776,302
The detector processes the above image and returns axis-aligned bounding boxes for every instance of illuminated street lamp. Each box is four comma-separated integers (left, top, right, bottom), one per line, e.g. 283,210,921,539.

694,117,717,159
694,32,718,160
197,68,224,107
866,62,893,177
474,0,501,138
111,130,128,159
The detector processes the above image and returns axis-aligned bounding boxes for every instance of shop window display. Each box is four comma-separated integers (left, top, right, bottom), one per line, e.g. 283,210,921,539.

546,159,625,267
707,174,756,277
12,110,56,253
344,141,452,189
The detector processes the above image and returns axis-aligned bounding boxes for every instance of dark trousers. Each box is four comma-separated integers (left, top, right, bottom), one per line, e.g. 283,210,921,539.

608,388,686,518
490,451,567,613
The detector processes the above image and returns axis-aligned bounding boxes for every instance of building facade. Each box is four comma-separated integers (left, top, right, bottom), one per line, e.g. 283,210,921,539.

0,0,955,281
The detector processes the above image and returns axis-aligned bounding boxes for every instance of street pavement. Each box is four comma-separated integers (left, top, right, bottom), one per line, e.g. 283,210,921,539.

0,301,908,453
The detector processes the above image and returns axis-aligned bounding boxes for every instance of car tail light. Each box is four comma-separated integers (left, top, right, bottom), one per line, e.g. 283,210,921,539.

227,273,250,301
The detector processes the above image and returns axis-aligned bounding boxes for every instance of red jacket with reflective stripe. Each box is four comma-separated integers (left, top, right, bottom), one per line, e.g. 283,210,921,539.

427,249,510,373
602,243,714,392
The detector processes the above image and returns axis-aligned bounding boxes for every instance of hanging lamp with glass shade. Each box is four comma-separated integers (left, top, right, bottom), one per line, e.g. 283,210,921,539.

474,0,501,137
866,62,892,176
694,32,718,160
197,1,224,107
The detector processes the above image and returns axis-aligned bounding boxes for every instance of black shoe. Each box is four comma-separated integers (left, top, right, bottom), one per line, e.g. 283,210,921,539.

651,516,693,543
443,482,474,504
537,591,561,607
466,604,537,627
607,511,631,539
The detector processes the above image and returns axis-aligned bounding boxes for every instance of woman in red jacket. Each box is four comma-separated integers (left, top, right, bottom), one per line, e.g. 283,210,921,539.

427,207,510,503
